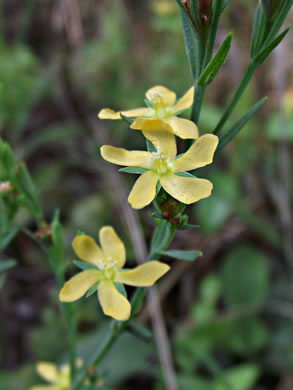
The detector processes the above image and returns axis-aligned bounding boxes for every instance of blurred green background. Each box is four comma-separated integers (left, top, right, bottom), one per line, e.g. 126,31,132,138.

0,0,293,389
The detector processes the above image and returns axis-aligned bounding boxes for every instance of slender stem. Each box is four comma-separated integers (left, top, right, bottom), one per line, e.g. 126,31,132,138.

191,84,206,124
213,60,257,135
72,288,144,390
54,266,77,383
203,0,224,67
62,303,77,381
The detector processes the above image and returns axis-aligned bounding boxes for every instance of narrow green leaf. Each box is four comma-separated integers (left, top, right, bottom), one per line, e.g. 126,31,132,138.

177,223,200,230
253,26,290,65
151,219,173,253
156,181,162,195
1,142,15,178
176,171,196,178
17,163,42,218
180,8,199,79
86,282,99,298
0,259,17,272
263,0,293,44
73,260,98,271
0,226,19,251
250,1,266,57
159,249,202,261
217,97,267,152
222,0,231,11
127,322,152,341
51,210,64,265
144,99,153,108
176,0,200,37
120,113,135,125
146,139,156,153
151,212,164,220
0,197,9,236
197,32,232,86
119,167,148,174
131,287,145,317
114,282,127,298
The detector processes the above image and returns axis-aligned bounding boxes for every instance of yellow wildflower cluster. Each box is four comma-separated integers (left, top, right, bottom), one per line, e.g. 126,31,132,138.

99,84,218,209
59,85,218,322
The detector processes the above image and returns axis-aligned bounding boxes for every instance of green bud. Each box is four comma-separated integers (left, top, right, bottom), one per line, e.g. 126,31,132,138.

160,198,185,224
262,0,281,17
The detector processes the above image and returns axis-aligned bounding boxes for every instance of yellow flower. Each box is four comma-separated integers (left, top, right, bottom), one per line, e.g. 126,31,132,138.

31,361,75,390
101,132,218,209
59,226,169,321
98,85,198,141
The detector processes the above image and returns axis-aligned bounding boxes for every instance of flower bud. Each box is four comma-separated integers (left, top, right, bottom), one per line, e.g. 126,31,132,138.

161,198,185,224
262,0,279,17
0,181,12,193
198,0,213,25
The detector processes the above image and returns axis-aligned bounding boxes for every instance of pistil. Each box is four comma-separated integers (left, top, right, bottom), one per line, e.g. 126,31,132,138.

151,149,173,176
149,91,168,118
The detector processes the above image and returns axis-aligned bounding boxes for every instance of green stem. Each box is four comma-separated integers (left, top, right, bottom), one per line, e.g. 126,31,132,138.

203,0,224,67
72,288,144,390
191,84,206,124
62,303,77,382
55,267,77,383
213,60,257,135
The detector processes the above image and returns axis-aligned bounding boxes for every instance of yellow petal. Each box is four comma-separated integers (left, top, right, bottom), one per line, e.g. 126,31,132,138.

163,117,199,139
72,235,104,266
36,362,58,383
100,145,153,168
116,261,170,286
172,86,194,113
98,107,152,120
30,386,61,390
98,281,131,321
130,117,172,133
99,226,125,269
142,130,177,160
173,134,219,173
128,171,159,209
146,85,176,107
160,174,213,204
59,270,101,302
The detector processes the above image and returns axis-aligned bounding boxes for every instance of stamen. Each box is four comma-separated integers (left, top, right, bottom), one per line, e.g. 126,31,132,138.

98,258,118,272
151,150,172,176
149,91,165,109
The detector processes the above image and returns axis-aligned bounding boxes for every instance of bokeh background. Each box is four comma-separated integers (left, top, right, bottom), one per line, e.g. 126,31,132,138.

0,0,293,389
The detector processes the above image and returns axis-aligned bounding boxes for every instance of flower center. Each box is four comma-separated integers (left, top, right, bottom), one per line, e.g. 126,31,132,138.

148,91,169,119
98,257,118,281
151,148,173,176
